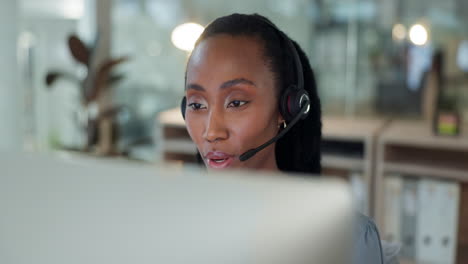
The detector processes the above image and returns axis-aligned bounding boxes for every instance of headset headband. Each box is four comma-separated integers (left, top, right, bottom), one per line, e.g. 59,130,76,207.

257,17,304,91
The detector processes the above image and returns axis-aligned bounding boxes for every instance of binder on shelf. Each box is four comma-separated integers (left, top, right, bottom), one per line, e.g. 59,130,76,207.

415,179,438,263
383,174,403,244
457,183,468,264
436,181,459,264
415,179,460,264
400,177,418,259
350,171,368,215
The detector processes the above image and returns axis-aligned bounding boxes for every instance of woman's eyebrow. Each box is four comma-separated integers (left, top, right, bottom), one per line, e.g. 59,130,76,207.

186,78,256,91
220,78,256,89
186,83,205,91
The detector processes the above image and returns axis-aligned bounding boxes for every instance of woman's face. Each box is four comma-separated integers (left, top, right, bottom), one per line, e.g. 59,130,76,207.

185,35,283,171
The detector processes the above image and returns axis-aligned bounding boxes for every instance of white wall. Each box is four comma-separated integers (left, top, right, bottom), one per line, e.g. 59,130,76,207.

17,0,100,150
0,0,22,151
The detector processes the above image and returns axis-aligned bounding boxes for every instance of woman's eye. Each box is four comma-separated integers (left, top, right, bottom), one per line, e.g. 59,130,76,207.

227,100,248,108
188,103,206,110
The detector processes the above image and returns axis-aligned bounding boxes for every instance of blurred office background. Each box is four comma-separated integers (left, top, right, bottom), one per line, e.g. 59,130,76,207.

1,0,468,263
2,0,467,155
1,0,468,154
1,0,468,153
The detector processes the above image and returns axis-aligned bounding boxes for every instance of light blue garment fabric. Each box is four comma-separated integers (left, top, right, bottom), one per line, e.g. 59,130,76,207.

381,240,401,264
353,213,385,264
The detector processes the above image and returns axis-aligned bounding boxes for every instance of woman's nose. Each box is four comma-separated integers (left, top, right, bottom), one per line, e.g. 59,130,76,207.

203,110,229,143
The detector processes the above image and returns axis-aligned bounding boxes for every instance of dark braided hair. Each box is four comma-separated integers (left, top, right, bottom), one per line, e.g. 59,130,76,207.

186,13,322,175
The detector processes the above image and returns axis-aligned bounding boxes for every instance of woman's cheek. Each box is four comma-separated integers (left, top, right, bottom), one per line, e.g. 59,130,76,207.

228,113,262,146
185,115,205,146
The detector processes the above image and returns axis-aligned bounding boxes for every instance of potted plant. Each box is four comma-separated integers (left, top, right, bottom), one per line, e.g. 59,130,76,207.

45,34,129,155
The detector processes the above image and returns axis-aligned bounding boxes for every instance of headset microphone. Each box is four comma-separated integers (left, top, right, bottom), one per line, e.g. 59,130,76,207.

239,102,309,162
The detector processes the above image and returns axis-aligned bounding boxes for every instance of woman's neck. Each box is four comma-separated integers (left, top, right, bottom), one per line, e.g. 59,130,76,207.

256,146,279,172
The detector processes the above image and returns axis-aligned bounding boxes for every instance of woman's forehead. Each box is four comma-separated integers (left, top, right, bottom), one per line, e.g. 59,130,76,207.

186,35,269,80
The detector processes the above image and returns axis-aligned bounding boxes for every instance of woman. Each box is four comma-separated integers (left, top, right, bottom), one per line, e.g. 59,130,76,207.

182,13,385,263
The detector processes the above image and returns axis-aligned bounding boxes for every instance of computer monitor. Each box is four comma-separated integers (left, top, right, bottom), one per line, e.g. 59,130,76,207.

1,152,354,264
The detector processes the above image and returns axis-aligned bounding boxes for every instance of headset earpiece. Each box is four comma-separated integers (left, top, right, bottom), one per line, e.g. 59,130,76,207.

279,87,295,122
279,85,310,123
181,96,187,120
255,17,309,124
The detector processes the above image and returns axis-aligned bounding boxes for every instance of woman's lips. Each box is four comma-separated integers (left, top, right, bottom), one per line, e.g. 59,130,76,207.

205,151,234,169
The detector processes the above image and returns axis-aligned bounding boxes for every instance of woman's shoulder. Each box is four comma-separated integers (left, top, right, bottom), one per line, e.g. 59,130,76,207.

353,213,385,264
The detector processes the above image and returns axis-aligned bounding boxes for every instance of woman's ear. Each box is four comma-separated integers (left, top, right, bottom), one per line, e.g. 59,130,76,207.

277,113,286,129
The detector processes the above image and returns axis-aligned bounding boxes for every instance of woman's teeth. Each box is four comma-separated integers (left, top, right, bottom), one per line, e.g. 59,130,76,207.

206,154,233,169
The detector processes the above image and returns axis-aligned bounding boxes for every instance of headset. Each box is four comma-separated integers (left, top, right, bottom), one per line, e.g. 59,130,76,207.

181,17,311,162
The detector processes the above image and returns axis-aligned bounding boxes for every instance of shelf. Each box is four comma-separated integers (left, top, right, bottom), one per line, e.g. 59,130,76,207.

321,139,365,159
380,125,468,182
375,119,468,238
157,108,185,127
161,139,197,155
380,120,468,151
322,154,365,171
323,116,388,141
156,109,388,219
384,145,468,170
160,144,367,171
156,109,389,141
383,162,468,183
